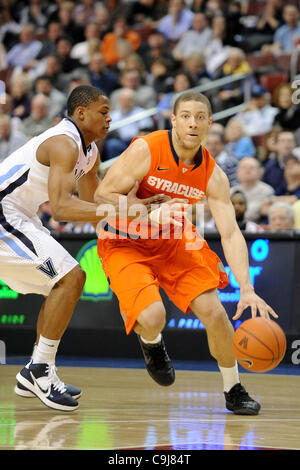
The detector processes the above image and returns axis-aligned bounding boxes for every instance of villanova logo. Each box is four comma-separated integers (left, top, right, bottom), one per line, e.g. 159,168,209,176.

37,258,58,279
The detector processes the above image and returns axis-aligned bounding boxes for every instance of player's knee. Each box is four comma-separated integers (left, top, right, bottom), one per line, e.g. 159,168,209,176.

59,265,86,298
140,303,166,336
199,305,228,331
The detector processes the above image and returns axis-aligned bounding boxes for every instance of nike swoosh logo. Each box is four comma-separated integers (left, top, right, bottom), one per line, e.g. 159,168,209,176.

30,371,51,396
238,358,253,368
157,167,170,171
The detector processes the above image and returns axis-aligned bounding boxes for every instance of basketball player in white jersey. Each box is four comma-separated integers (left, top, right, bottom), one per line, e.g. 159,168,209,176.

0,85,171,411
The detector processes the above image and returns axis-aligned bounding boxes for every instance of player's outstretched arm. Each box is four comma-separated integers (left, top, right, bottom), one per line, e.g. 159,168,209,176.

46,136,107,223
206,165,278,320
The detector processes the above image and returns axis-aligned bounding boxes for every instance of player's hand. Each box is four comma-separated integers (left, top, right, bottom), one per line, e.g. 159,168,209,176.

233,289,278,320
149,199,190,227
127,181,171,213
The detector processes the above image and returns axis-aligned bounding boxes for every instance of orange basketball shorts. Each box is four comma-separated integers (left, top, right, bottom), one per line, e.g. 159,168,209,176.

97,237,229,335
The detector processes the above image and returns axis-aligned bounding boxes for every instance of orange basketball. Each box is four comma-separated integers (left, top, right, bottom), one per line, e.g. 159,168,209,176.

232,317,287,372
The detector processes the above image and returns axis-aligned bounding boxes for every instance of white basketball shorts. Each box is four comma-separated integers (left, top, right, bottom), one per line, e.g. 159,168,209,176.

0,209,78,296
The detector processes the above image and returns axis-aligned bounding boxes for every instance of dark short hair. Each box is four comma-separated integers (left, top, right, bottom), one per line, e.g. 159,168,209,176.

67,85,107,116
173,90,212,116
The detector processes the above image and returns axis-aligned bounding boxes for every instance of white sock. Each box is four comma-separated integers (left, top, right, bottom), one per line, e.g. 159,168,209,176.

32,335,60,365
140,333,162,345
218,362,240,392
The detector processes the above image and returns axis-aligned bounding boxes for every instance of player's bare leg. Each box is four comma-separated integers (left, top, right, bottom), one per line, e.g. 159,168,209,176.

15,266,85,410
190,288,261,415
134,301,175,386
190,288,236,368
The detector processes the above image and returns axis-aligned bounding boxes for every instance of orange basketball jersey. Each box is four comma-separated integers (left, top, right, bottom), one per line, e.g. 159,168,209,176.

98,130,216,241
134,130,215,204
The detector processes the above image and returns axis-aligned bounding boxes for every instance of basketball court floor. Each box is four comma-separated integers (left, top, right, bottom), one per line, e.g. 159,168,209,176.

1,359,300,451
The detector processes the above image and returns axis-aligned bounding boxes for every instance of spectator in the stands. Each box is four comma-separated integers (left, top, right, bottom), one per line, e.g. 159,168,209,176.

55,35,82,74
204,14,232,76
261,154,300,217
230,190,265,233
110,68,157,110
87,52,118,97
35,21,63,60
138,30,177,73
40,54,71,93
10,73,32,121
73,0,97,24
6,23,42,68
0,114,27,162
266,4,300,53
70,22,101,66
157,0,194,43
114,38,134,72
146,57,175,98
224,119,256,159
18,0,48,32
172,12,212,60
104,88,154,160
246,0,282,53
94,3,110,38
157,70,195,127
272,83,300,132
34,75,66,119
234,83,278,137
231,157,274,222
126,0,166,28
123,53,147,83
205,130,239,186
19,93,52,138
212,47,252,115
100,16,141,67
182,52,211,86
57,1,85,43
0,4,22,51
267,202,295,232
258,125,283,163
262,130,297,195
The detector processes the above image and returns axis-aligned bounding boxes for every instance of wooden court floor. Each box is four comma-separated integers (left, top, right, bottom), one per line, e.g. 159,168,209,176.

0,365,300,450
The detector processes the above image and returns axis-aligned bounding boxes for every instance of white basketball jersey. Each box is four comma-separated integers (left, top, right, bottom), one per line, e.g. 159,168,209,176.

0,118,98,218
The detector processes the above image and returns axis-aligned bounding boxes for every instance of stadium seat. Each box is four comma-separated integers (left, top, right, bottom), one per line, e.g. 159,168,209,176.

246,54,274,72
275,54,291,73
259,72,289,94
248,1,266,16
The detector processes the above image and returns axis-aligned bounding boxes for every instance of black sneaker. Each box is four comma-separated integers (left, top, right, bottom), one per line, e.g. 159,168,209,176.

14,362,82,400
16,363,79,412
138,335,175,386
224,383,261,415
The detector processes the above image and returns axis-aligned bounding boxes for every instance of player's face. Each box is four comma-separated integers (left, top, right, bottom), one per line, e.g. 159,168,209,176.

81,96,112,140
171,101,212,150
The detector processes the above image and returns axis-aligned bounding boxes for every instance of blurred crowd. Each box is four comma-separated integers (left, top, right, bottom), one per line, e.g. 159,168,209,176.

1,0,300,235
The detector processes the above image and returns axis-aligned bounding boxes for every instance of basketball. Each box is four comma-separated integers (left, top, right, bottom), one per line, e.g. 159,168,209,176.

232,317,287,373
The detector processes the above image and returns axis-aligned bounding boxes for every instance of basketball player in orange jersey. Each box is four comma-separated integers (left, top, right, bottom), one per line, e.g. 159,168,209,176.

95,90,278,415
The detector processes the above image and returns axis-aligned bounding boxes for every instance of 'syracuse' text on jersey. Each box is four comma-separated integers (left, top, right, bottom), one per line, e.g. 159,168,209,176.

134,130,216,204
0,118,98,218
